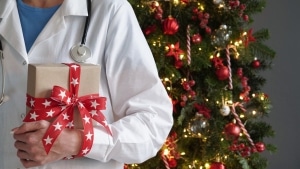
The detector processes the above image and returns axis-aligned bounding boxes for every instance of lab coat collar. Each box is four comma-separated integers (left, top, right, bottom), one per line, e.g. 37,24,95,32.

0,0,88,58
0,0,88,18
61,0,89,17
32,0,88,54
0,0,27,58
0,0,13,19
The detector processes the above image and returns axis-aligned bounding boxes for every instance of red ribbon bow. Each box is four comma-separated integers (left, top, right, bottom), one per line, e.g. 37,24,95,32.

24,63,112,158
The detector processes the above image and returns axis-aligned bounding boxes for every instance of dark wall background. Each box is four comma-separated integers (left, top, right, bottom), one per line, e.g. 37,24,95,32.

253,1,300,168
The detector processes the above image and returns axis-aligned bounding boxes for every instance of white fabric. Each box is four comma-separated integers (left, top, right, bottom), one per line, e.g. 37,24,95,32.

0,0,173,168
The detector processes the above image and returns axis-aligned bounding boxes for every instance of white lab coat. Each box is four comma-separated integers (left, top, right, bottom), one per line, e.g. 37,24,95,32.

0,0,173,168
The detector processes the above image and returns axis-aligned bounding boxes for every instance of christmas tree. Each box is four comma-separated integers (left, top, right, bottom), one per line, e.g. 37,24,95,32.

127,0,276,168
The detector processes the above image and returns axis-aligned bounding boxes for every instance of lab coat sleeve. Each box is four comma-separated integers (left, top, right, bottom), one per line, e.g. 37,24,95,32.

85,1,173,164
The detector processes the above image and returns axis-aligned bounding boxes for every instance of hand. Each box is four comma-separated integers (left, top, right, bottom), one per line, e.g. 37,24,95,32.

12,120,83,168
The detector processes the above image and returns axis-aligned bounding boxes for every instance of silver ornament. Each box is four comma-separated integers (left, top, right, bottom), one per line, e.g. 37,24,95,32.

187,114,209,138
213,0,224,5
211,24,232,47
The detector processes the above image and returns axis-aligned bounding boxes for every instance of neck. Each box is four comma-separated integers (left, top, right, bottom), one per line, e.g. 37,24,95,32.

22,0,64,8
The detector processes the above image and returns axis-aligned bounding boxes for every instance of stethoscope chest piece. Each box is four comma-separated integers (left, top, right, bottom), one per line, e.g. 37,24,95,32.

70,44,91,63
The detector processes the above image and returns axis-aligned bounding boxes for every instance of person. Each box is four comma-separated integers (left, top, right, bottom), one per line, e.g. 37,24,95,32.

0,0,173,168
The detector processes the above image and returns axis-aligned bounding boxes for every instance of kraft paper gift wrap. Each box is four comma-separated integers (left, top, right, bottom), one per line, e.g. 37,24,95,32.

26,63,101,128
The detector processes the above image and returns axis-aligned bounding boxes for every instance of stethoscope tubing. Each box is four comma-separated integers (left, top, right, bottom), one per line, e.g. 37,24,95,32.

0,40,6,106
81,0,91,46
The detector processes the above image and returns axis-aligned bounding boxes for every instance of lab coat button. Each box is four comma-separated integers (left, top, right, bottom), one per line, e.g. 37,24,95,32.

23,61,27,65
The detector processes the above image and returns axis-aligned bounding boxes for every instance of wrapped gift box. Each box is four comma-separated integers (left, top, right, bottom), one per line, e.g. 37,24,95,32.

26,63,101,128
25,63,110,156
27,63,100,98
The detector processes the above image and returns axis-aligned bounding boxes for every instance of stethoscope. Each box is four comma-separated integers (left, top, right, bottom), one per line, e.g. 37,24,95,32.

0,40,7,106
0,0,92,105
70,0,92,62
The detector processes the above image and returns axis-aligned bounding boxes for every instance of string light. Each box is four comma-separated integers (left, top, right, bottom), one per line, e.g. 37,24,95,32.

165,45,170,51
152,41,156,47
234,41,240,46
204,162,210,169
162,77,172,91
163,148,170,156
173,0,179,5
180,53,185,60
240,114,245,118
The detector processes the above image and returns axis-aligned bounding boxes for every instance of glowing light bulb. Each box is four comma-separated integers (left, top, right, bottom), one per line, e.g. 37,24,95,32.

173,0,179,5
204,162,210,169
163,149,169,156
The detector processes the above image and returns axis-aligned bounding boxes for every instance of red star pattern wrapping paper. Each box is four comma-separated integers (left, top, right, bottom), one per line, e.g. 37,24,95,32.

24,63,112,158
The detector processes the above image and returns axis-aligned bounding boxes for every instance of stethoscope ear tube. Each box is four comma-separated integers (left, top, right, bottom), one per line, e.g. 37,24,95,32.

81,0,91,46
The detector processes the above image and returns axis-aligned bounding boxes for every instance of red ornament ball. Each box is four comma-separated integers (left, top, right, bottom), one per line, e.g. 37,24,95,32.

180,101,186,107
210,162,225,169
255,142,266,152
174,60,183,69
205,26,212,34
168,158,177,168
215,66,230,80
143,25,156,36
237,67,243,78
251,60,260,68
189,80,196,86
224,123,241,139
181,94,188,102
182,81,191,91
163,16,179,35
192,33,202,44
243,15,249,22
189,90,196,99
155,12,163,20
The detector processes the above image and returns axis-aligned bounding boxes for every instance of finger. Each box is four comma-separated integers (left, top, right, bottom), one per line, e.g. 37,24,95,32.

14,120,49,134
18,150,46,168
13,130,44,145
14,140,28,152
20,158,40,168
10,127,19,134
17,149,30,160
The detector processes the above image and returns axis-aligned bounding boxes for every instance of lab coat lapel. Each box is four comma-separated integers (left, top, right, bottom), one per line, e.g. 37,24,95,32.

0,0,27,60
31,0,88,54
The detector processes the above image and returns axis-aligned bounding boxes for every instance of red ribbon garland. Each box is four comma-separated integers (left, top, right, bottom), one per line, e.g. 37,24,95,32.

24,63,112,158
